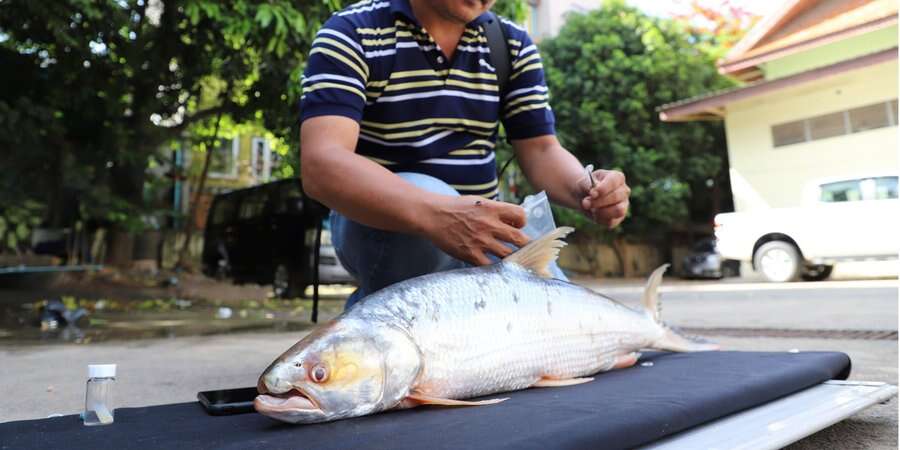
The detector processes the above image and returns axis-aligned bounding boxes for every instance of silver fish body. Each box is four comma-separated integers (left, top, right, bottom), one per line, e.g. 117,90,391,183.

255,227,715,423
351,262,661,400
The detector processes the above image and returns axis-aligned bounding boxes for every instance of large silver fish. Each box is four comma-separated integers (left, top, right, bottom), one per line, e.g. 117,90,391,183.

255,227,717,423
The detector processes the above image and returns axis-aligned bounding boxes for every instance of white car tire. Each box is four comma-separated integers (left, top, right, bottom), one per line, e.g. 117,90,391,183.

754,241,801,283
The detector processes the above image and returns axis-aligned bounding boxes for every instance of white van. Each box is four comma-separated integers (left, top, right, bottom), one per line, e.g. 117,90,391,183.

714,174,899,282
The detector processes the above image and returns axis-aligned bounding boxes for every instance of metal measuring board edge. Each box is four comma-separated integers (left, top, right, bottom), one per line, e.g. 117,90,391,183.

639,380,898,450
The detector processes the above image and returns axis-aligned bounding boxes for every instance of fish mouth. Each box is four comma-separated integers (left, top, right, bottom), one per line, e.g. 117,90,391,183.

254,388,321,414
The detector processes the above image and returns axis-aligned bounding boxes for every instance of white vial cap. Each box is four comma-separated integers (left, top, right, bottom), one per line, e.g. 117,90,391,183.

88,364,117,378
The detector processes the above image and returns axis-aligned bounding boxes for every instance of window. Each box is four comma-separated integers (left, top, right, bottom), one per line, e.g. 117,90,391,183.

849,103,891,133
772,121,806,147
808,111,847,140
250,137,271,182
276,182,304,215
820,180,862,203
860,178,877,200
772,99,897,148
873,176,898,200
239,191,268,219
891,100,898,125
209,138,239,178
691,239,716,253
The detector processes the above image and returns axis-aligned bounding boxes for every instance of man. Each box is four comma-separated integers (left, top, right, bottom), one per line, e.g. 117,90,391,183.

300,0,630,307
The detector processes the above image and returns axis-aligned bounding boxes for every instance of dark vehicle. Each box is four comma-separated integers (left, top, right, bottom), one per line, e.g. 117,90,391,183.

202,179,353,298
681,237,740,279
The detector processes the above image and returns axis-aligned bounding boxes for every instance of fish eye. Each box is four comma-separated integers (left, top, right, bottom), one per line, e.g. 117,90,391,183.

310,364,328,383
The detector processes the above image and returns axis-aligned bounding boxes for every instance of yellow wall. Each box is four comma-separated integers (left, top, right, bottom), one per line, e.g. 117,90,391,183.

724,60,898,212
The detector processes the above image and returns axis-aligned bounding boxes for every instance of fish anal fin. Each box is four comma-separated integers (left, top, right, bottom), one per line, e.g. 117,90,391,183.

503,226,575,278
612,352,641,370
405,392,508,407
532,377,594,387
655,326,720,352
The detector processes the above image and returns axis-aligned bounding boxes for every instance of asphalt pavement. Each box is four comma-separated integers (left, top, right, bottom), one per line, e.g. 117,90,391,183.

1,274,897,448
580,278,898,331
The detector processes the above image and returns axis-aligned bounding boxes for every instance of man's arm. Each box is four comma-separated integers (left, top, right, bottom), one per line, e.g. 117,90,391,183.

301,115,530,265
495,25,629,229
511,134,630,229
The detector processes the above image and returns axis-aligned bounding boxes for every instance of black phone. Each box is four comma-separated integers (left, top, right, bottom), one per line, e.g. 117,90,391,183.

197,387,259,415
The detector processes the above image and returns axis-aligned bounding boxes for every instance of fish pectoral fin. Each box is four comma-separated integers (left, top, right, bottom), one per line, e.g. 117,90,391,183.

405,392,508,407
532,377,594,388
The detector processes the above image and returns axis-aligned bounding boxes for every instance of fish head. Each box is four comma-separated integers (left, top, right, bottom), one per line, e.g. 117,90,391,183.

255,319,421,423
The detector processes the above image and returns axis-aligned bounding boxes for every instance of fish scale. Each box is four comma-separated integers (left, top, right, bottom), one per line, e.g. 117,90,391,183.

351,262,663,400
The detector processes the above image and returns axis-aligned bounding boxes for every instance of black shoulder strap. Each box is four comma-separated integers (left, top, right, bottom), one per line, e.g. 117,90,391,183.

484,12,511,97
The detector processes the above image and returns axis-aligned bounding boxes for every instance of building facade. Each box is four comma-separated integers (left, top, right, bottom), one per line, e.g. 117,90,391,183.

660,0,898,212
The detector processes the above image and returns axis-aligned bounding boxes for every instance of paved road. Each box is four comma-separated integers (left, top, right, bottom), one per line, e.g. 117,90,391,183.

577,278,898,331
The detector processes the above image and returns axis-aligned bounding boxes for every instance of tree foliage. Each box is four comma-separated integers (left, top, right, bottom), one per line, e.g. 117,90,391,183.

0,0,340,233
671,0,760,60
539,0,736,238
493,0,527,22
0,0,526,236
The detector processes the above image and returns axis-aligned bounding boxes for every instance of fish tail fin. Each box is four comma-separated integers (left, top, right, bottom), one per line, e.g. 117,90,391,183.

642,264,719,352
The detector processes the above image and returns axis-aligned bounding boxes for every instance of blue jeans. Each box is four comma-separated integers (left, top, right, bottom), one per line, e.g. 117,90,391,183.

331,172,567,309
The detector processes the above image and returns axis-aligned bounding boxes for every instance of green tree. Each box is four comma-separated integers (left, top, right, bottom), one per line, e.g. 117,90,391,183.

0,0,340,260
671,0,760,60
493,0,527,22
539,0,735,243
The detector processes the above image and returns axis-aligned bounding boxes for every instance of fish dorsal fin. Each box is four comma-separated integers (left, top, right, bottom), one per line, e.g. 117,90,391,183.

503,226,574,278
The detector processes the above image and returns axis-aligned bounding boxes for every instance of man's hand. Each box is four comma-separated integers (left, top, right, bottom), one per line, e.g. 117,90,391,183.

511,135,630,230
580,169,630,229
423,196,531,266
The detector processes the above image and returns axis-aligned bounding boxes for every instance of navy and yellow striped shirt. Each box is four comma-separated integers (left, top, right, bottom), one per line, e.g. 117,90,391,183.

300,0,555,198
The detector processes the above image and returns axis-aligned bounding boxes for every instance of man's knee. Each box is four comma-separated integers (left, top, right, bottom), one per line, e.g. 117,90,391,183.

367,231,462,292
395,172,460,197
334,220,463,294
329,178,465,295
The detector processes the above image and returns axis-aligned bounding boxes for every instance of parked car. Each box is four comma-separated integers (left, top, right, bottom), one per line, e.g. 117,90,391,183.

202,179,354,298
714,174,899,282
681,237,740,279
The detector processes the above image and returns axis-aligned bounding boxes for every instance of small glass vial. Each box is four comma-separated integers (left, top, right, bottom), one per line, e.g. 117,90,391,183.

84,364,116,426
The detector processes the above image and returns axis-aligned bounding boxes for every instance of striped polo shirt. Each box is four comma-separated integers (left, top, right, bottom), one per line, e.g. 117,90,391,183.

299,0,555,198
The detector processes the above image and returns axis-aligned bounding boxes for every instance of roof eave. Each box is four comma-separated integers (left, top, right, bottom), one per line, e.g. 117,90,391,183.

659,47,898,123
659,109,726,123
718,14,898,76
722,0,806,62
